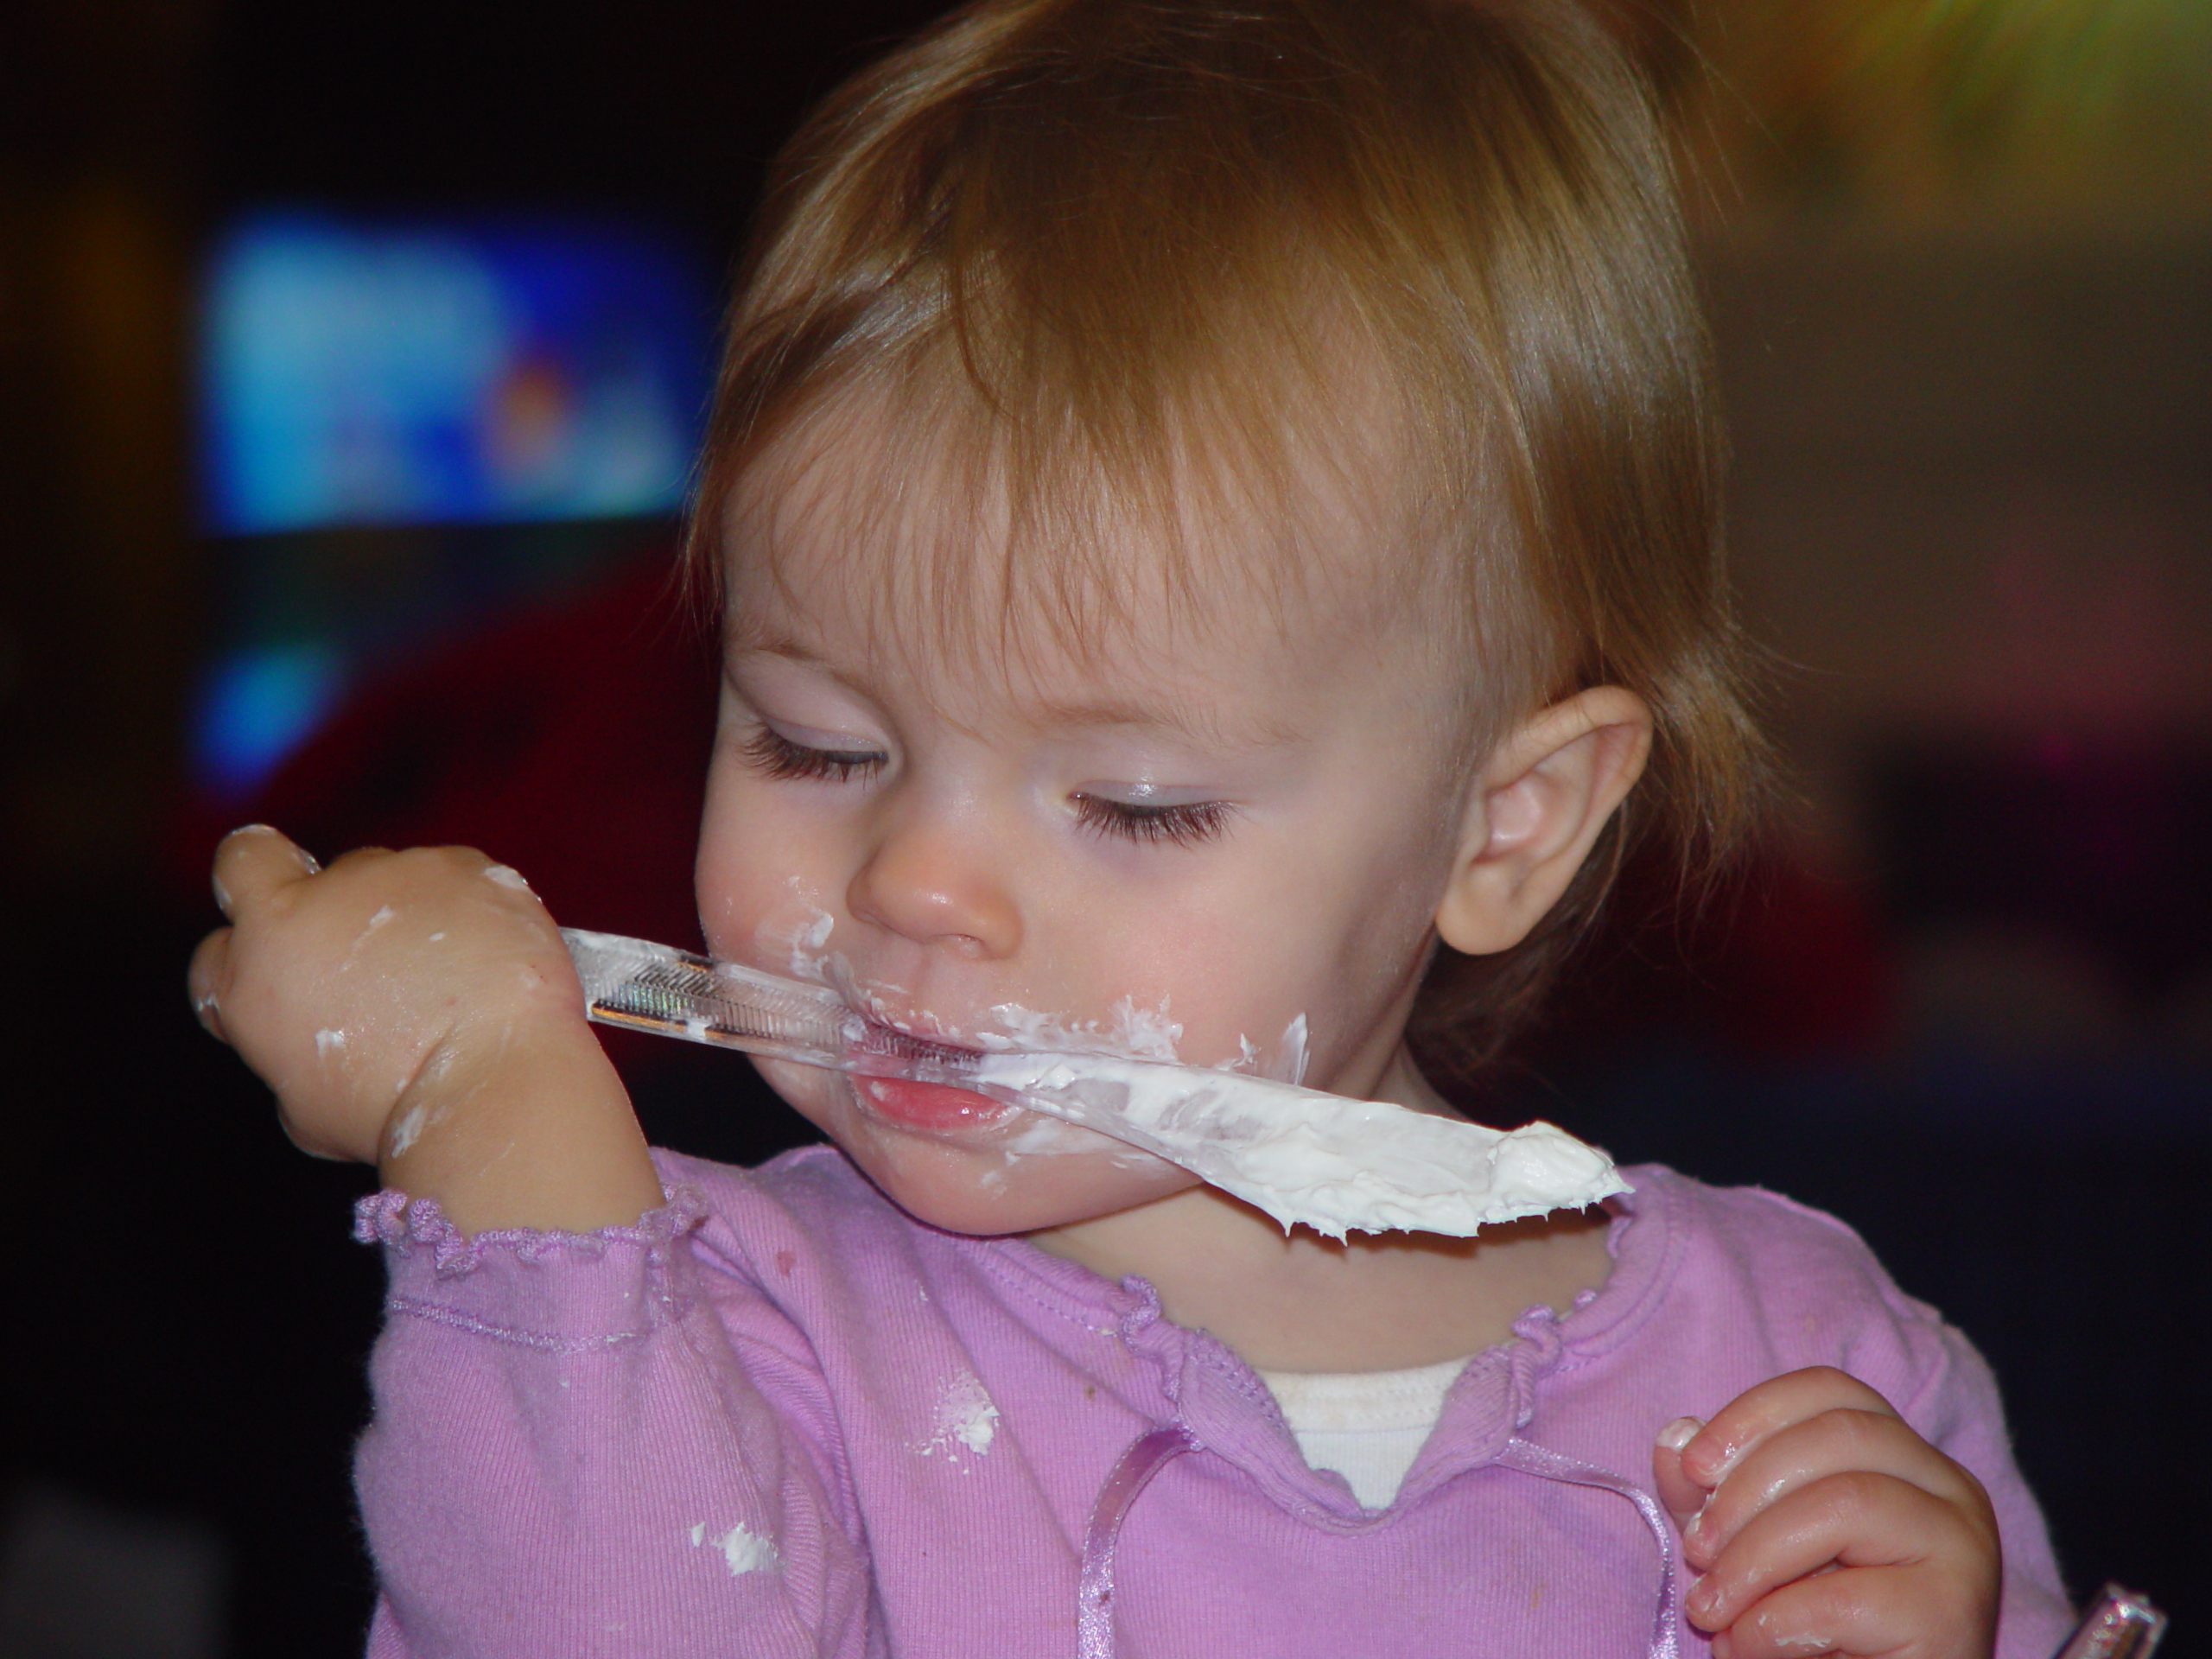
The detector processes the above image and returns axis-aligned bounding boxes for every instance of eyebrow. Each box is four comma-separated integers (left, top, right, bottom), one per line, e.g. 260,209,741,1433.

1025,696,1297,752
725,631,879,704
728,632,1299,752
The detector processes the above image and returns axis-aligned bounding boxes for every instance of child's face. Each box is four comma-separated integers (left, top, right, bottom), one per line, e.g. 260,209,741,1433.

696,412,1480,1236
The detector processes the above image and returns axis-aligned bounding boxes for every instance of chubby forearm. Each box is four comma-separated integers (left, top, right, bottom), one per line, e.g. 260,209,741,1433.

378,1016,663,1234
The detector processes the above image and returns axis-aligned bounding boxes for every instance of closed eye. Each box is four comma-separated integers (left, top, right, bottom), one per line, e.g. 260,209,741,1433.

741,725,885,784
1071,793,1235,848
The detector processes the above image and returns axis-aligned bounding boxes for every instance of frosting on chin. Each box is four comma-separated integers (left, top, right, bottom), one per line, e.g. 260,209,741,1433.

969,1052,1627,1240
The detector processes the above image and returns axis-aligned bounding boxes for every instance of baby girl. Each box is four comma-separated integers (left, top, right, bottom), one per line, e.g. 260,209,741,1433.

192,1,2071,1652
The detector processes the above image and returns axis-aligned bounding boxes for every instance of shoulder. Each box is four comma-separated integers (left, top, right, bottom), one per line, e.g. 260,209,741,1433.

1616,1166,1980,1422
1638,1165,1926,1309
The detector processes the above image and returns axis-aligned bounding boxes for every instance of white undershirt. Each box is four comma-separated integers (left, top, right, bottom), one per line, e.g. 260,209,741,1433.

1256,1355,1472,1510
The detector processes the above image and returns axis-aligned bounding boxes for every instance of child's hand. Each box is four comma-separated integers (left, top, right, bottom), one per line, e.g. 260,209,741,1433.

188,826,659,1231
1651,1367,1999,1659
188,827,574,1160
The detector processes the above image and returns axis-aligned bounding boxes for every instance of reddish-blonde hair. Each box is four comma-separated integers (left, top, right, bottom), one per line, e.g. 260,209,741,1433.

690,0,1767,1073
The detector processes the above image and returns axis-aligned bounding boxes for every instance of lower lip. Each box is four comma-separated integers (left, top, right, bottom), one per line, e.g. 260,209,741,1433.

855,1077,1015,1134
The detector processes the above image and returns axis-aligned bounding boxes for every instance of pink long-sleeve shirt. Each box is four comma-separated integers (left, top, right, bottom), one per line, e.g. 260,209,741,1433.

353,1149,2075,1656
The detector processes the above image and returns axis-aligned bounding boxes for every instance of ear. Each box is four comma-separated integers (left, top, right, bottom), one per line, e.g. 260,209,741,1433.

1434,687,1652,957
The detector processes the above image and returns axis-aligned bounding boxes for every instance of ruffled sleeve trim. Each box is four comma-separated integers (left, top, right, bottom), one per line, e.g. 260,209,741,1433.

353,1185,709,1277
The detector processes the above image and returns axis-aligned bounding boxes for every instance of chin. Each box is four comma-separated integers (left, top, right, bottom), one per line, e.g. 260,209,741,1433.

757,1058,1196,1236
844,1134,1194,1239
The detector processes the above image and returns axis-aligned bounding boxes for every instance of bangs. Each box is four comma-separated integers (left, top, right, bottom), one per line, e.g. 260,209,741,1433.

718,315,1467,698
684,0,1596,708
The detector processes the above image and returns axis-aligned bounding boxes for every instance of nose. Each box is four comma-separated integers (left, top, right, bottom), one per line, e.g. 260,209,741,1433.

845,799,1022,961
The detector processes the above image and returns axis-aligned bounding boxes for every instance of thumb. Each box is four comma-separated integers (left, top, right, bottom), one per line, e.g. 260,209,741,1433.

1651,1415,1709,1532
210,823,321,921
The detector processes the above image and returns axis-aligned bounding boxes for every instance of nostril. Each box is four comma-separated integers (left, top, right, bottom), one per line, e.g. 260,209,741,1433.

846,857,1020,961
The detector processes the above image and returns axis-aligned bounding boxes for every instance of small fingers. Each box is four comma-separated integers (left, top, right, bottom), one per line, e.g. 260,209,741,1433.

1685,1407,1989,1571
1679,1369,1899,1491
1708,1563,1989,1659
1686,1469,1993,1638
1654,1416,1707,1529
188,927,232,1039
210,824,321,919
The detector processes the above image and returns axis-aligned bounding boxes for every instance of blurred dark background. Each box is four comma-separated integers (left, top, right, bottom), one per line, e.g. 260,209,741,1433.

0,1,2204,1654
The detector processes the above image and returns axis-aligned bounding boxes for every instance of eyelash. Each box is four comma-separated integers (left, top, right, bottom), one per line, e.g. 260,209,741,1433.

1072,794,1234,849
742,726,1230,849
741,725,885,784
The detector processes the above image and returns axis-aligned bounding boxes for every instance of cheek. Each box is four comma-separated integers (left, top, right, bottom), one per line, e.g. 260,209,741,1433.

695,766,842,967
692,776,758,957
1049,899,1319,1076
1074,811,1449,1072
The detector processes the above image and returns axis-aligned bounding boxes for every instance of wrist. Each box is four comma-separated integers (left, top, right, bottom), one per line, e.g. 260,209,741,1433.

378,1020,659,1235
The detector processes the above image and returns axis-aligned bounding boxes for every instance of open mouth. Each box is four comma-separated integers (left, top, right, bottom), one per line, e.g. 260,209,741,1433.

845,1017,1016,1135
852,1075,1017,1133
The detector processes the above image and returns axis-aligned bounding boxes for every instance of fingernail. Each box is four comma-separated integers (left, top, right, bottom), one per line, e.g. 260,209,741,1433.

1656,1415,1702,1453
296,846,321,874
1710,1632,1734,1659
228,823,279,838
1705,1440,1746,1482
1685,1573,1716,1618
211,873,232,917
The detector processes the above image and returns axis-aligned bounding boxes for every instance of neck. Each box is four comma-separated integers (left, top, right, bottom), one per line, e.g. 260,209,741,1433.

1025,1045,1616,1372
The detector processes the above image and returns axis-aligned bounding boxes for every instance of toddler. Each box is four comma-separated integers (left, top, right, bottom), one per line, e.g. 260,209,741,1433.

191,1,2075,1653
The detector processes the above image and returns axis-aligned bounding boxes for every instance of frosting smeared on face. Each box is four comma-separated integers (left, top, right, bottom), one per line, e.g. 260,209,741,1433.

755,883,842,985
972,995,1182,1062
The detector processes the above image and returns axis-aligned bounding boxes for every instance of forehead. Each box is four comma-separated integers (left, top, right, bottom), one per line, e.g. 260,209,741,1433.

719,371,1451,710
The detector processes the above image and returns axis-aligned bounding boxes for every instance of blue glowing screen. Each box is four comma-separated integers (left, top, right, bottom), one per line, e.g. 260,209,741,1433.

199,213,709,534
191,212,711,798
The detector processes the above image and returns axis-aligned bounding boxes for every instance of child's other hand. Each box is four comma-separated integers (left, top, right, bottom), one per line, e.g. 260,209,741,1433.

187,826,594,1166
1651,1367,1999,1659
